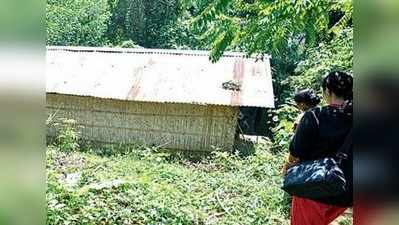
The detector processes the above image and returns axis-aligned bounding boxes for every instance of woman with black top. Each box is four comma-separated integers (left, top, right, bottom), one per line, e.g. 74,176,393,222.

282,71,353,225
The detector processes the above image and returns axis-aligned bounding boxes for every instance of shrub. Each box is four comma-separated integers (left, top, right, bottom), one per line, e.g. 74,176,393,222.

54,119,80,152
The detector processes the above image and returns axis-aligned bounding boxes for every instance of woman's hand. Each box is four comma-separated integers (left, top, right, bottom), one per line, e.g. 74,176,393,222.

282,162,296,176
281,163,290,176
281,154,300,176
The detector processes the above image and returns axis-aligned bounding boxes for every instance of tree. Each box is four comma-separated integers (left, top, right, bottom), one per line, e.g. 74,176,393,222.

289,28,353,92
191,0,352,62
107,0,183,48
46,0,111,46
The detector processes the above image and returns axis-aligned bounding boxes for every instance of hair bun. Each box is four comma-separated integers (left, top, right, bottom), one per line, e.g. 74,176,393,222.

294,89,321,106
322,71,353,100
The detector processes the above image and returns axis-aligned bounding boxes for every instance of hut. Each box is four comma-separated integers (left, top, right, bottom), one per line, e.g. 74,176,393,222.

46,46,274,152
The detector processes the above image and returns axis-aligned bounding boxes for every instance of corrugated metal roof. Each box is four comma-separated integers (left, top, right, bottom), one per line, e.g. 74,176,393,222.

46,46,275,108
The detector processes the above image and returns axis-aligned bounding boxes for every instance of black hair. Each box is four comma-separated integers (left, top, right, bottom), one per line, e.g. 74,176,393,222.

294,89,321,107
322,71,353,117
322,71,353,100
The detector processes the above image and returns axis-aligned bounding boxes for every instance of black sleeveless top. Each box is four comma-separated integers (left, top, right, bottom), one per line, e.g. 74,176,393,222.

289,105,353,206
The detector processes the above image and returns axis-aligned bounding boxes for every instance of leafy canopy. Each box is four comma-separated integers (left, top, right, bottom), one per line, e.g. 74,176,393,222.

190,0,352,62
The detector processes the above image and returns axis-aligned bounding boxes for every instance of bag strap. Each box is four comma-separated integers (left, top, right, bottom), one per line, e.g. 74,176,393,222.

336,129,353,160
309,107,320,127
310,110,320,127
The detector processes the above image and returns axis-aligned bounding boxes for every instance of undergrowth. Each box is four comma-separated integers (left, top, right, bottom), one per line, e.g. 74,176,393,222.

46,119,292,225
46,119,351,225
47,142,291,225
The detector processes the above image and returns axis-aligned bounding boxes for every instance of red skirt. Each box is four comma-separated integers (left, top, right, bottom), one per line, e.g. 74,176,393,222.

291,196,348,225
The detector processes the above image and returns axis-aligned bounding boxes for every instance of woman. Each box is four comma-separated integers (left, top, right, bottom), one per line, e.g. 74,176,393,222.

292,89,321,131
283,71,353,225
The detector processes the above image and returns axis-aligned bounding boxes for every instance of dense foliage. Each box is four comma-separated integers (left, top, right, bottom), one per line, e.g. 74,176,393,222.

46,0,111,46
190,0,353,96
192,0,350,58
46,0,196,48
106,0,184,48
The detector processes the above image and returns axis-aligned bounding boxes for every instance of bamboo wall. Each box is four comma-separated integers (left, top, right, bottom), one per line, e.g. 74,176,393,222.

46,94,239,151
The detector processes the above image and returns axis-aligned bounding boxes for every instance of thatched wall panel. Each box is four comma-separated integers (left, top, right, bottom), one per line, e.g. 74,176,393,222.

46,94,238,151
79,126,93,140
71,110,93,125
125,102,208,117
92,127,126,143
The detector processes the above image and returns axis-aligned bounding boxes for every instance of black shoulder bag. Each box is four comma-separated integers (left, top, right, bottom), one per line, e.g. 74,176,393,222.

282,112,352,200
